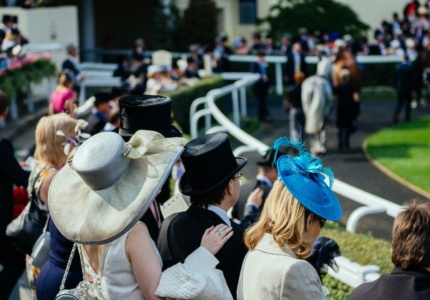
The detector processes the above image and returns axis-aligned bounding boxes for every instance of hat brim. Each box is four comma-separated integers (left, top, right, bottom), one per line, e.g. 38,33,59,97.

179,157,247,196
49,146,183,244
280,173,342,221
118,125,182,141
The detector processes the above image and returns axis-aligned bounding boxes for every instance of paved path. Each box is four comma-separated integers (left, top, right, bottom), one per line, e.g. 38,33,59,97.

239,95,430,241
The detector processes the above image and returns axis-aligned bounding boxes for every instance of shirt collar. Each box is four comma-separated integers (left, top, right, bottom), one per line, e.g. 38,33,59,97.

207,205,231,227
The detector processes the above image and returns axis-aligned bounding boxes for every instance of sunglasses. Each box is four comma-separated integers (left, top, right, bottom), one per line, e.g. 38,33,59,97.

305,209,326,228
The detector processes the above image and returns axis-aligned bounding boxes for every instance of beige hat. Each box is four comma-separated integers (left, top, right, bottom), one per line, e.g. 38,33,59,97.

49,130,186,244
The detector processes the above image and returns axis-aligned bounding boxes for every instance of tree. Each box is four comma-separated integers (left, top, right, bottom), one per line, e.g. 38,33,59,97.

260,0,370,42
178,0,218,51
151,0,180,51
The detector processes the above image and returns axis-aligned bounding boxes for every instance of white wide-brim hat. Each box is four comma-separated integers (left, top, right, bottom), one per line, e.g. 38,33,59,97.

49,130,186,244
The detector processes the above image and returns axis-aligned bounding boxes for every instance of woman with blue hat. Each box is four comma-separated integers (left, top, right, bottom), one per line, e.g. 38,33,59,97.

237,137,342,299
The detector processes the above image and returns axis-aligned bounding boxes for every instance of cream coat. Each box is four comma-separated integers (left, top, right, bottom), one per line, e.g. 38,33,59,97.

237,233,325,300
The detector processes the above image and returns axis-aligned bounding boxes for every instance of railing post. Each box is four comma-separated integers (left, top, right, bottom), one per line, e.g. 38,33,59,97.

79,83,85,104
204,102,211,132
239,86,247,117
275,62,283,95
10,96,18,121
27,82,34,114
232,89,240,126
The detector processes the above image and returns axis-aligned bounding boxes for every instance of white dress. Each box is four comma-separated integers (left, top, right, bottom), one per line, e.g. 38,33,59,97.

81,229,161,300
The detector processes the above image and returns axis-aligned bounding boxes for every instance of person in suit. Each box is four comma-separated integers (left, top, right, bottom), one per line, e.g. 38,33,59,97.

117,94,183,241
349,200,430,300
285,42,308,85
232,148,287,222
84,91,112,136
237,137,342,300
62,44,85,98
0,92,30,300
157,132,249,298
393,54,414,123
252,51,272,122
184,57,201,79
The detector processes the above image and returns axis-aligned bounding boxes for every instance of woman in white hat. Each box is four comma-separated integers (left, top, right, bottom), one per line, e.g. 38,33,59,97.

50,130,234,299
237,137,342,299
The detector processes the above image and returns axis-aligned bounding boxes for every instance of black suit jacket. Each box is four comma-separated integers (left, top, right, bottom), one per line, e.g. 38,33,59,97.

62,58,81,79
251,62,269,95
285,51,308,84
84,112,106,136
0,137,29,237
349,267,430,300
157,205,248,298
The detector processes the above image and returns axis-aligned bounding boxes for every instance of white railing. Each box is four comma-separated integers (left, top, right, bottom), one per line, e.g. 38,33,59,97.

190,72,405,288
227,54,402,95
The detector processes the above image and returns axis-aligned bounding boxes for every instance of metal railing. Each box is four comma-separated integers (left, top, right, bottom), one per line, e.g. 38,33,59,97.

189,72,406,288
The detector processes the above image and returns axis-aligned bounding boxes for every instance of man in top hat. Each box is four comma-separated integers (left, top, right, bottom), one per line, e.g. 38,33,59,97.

84,92,112,136
117,94,182,241
232,148,287,223
157,132,248,298
1,15,13,34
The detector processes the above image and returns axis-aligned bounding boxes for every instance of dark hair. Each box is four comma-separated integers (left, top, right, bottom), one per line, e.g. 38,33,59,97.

0,91,9,115
189,181,230,208
392,200,430,270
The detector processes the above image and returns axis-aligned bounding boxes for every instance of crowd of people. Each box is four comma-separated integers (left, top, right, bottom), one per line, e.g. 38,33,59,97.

1,88,429,300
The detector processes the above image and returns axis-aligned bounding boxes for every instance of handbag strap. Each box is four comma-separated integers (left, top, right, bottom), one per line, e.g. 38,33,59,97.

59,243,77,291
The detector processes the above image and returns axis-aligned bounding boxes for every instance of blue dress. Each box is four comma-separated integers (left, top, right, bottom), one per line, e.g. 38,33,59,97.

36,219,83,300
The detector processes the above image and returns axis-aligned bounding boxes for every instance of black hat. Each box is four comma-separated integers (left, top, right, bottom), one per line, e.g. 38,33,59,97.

11,15,18,24
2,15,12,24
179,133,247,196
256,148,288,168
111,86,127,98
93,92,112,106
118,94,182,140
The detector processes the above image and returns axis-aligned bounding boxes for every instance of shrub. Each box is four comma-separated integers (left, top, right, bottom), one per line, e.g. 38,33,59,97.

161,76,225,134
321,222,392,299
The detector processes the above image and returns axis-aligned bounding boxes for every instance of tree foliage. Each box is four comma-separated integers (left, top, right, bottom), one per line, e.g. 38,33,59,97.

260,0,370,42
151,0,180,51
178,0,218,51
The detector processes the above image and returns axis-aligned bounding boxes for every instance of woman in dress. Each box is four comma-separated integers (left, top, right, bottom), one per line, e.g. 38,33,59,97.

237,137,342,300
29,114,88,300
49,131,234,300
49,71,77,118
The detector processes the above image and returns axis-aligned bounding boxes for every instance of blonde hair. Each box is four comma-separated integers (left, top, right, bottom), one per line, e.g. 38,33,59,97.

34,114,77,167
244,181,313,259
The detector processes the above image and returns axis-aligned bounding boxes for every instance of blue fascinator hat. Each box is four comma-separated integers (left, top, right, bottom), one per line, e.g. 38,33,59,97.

272,137,342,221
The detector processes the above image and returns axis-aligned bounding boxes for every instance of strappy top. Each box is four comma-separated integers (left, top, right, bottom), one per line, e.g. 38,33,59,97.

80,227,162,300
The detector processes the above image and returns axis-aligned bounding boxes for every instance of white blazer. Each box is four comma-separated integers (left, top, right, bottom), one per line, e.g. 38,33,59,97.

237,233,326,300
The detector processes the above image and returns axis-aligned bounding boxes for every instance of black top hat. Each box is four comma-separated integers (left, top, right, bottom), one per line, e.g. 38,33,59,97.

11,15,18,24
2,15,12,24
179,133,247,196
118,94,182,140
256,148,288,168
93,92,112,106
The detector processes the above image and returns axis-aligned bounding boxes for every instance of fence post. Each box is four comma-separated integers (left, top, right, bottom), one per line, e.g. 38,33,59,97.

275,62,283,95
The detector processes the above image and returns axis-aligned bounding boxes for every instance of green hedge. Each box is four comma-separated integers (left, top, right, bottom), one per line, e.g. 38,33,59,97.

321,222,392,299
162,76,225,134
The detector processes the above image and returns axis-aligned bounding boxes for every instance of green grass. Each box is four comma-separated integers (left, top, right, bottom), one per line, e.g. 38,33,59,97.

360,86,396,100
366,116,430,194
320,222,392,299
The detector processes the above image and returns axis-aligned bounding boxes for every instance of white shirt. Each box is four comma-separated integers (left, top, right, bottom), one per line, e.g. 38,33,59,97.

208,205,231,227
256,174,272,187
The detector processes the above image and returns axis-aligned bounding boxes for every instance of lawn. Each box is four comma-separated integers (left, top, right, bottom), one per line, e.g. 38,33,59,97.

366,116,430,194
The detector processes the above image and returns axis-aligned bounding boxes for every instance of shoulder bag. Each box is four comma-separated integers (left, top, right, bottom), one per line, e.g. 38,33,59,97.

6,171,47,254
